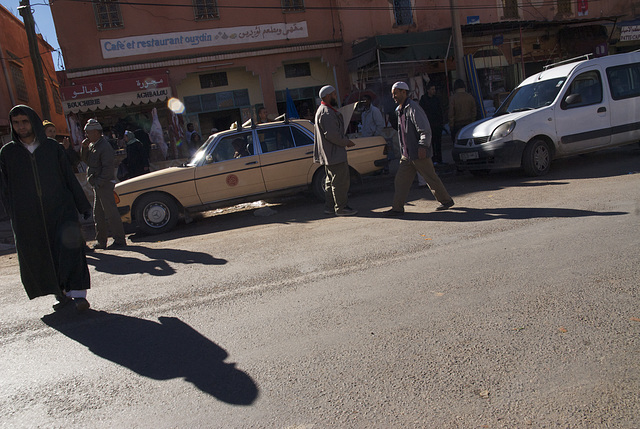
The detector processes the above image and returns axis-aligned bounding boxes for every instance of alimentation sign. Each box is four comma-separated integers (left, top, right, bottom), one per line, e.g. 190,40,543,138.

620,25,640,42
101,21,309,59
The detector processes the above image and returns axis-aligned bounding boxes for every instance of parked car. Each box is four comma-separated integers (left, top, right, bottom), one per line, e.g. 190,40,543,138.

453,51,640,176
115,116,387,234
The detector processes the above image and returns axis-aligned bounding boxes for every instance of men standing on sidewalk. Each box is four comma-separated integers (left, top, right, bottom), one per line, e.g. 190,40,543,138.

384,82,454,217
313,85,358,216
0,105,92,312
82,119,127,249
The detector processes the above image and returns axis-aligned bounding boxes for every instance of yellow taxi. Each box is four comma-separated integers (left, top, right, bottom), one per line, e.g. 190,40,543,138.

115,117,387,234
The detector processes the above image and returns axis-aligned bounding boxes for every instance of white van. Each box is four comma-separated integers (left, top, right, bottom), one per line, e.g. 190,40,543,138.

452,51,640,176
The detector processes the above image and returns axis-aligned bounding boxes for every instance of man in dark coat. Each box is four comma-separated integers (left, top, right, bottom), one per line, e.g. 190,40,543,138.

0,105,92,313
120,130,148,179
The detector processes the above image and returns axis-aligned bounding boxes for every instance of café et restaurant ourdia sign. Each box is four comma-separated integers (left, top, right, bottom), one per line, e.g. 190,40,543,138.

100,21,309,59
60,74,171,114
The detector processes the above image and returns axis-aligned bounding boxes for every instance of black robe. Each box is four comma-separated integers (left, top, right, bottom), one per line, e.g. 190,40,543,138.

0,105,91,299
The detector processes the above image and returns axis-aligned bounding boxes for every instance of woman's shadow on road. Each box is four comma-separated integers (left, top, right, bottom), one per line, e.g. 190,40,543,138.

41,310,258,405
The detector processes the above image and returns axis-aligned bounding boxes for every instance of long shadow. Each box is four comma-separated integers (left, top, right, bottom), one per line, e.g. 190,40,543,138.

41,310,258,405
370,206,628,222
86,245,227,275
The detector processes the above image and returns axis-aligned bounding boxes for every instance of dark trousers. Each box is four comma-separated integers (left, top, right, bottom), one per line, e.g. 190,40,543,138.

431,125,443,163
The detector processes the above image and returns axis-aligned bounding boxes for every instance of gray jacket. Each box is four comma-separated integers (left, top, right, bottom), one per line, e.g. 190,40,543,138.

396,98,432,160
81,135,115,188
313,103,352,165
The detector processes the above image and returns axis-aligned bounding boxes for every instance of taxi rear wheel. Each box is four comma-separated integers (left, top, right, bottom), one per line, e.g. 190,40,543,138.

311,168,326,201
135,193,179,235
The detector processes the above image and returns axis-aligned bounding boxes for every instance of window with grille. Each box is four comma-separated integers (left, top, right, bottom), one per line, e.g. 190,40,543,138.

557,0,571,14
282,0,304,12
503,0,519,19
199,72,228,89
10,63,28,102
393,0,413,26
193,0,219,21
284,63,311,78
93,0,123,30
51,85,63,114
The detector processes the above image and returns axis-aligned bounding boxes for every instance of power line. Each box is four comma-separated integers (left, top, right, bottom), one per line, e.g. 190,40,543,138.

31,0,603,12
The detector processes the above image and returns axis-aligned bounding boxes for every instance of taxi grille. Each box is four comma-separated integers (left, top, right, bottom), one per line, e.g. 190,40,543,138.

457,136,489,147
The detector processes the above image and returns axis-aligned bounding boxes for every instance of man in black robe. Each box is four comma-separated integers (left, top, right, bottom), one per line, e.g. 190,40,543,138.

0,105,92,313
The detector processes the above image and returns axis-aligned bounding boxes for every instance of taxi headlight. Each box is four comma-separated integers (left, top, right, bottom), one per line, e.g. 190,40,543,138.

490,121,515,141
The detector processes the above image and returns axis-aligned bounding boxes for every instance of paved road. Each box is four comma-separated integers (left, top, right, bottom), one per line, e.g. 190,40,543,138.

1,146,639,428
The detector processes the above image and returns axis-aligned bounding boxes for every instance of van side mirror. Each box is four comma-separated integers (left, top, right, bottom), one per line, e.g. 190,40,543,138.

564,93,582,105
205,154,213,164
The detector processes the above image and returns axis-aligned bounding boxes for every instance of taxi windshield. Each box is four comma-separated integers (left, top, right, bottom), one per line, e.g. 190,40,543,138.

495,78,566,115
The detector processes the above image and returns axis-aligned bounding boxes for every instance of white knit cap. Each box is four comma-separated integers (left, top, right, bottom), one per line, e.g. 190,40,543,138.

84,118,102,131
391,81,410,91
319,85,336,99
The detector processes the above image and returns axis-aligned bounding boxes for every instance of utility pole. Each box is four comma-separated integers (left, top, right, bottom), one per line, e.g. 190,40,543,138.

450,0,467,88
18,0,51,120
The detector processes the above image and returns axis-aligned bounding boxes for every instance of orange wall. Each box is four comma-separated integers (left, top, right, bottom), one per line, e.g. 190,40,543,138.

52,1,343,71
0,5,67,134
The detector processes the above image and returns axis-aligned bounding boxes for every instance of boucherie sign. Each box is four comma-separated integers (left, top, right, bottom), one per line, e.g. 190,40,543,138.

60,73,171,113
100,21,308,59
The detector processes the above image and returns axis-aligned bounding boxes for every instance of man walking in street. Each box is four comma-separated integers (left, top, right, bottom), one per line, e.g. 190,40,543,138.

0,105,92,313
384,82,454,217
82,119,127,249
313,85,358,216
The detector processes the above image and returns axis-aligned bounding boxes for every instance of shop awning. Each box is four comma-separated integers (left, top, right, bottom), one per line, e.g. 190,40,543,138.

347,29,452,71
60,72,171,114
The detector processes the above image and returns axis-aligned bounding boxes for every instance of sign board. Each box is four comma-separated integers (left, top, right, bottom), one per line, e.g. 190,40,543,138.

492,35,504,46
620,25,640,42
101,21,309,59
467,16,480,25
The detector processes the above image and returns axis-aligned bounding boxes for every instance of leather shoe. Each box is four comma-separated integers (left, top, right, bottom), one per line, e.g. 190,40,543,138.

91,242,107,250
436,200,455,211
53,294,71,311
74,298,90,313
383,209,404,217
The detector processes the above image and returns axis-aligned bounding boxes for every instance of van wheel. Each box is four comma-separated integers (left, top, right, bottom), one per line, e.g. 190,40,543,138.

522,139,551,176
135,193,179,235
311,168,326,201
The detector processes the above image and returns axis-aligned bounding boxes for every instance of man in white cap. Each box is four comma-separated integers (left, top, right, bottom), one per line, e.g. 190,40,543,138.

313,85,357,216
384,81,454,216
81,119,127,249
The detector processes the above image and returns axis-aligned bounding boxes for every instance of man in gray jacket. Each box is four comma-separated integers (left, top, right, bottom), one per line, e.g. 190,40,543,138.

81,119,127,249
384,81,454,216
313,85,357,216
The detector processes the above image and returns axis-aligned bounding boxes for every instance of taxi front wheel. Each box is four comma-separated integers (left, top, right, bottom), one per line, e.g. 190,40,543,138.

135,193,179,235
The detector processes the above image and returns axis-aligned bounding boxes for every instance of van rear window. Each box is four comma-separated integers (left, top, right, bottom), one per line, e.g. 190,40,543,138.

606,62,640,100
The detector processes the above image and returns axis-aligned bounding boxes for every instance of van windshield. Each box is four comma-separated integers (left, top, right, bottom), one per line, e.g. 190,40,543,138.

495,78,566,116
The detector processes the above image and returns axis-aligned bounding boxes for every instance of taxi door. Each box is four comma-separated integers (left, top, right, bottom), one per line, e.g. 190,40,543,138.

257,124,315,191
194,131,266,204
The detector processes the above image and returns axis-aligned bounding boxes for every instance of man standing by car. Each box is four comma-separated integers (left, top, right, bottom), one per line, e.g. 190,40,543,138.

384,81,454,216
82,119,127,249
313,85,357,216
449,79,477,142
419,83,445,164
359,94,385,137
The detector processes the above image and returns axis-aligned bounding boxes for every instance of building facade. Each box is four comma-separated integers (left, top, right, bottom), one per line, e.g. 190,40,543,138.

50,1,640,155
1,4,67,144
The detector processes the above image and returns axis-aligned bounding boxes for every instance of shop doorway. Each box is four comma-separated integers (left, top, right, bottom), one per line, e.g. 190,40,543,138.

198,108,241,138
